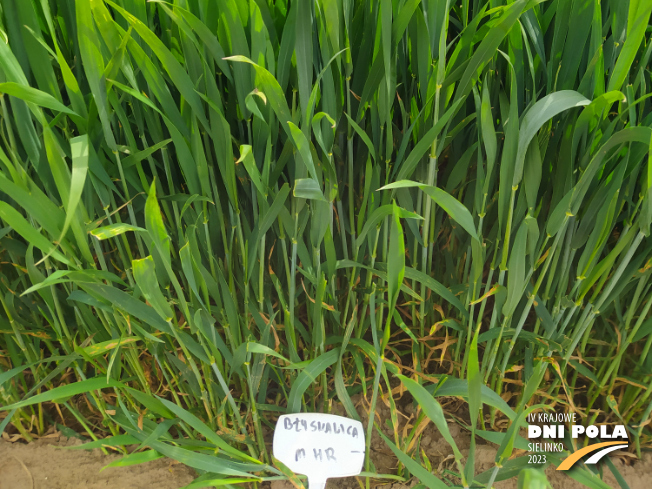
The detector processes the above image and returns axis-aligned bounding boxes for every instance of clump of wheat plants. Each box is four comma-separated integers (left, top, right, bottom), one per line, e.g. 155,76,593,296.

0,0,651,487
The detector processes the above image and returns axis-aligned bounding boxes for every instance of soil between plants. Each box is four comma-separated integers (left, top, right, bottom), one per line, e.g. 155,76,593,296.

2,398,650,489
2,433,650,489
0,435,198,489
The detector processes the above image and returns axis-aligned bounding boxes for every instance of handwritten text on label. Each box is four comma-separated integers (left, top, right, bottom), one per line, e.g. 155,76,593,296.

273,413,365,489
283,416,360,438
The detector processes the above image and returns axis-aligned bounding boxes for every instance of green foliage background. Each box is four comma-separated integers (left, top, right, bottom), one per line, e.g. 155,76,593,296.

0,0,651,486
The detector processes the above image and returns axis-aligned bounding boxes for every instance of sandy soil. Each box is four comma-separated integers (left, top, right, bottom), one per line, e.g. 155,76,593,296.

2,397,651,489
0,435,198,489
4,432,648,489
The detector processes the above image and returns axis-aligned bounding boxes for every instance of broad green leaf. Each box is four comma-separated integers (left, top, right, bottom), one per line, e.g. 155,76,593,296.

82,283,173,335
135,438,263,478
608,0,652,91
225,55,293,138
121,139,172,169
78,337,140,358
0,202,70,265
387,203,405,310
90,223,147,240
55,135,90,251
237,145,266,197
132,256,173,321
287,121,319,183
513,91,590,185
0,172,64,239
380,181,478,240
0,378,124,411
145,180,171,265
160,4,233,82
294,0,312,120
0,82,78,116
101,450,163,470
293,178,326,201
287,348,340,412
468,328,482,431
22,269,126,296
480,77,497,185
157,397,262,463
402,267,469,319
107,1,210,131
343,112,376,163
503,222,529,317
395,98,464,180
76,0,115,149
456,0,540,99
398,375,464,462
356,204,423,248
0,356,73,388
426,378,516,420
378,431,449,489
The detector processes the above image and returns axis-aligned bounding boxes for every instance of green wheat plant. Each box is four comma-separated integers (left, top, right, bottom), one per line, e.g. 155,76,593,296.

0,0,651,487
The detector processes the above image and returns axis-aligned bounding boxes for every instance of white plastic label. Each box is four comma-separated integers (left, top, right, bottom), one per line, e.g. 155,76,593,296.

273,413,365,489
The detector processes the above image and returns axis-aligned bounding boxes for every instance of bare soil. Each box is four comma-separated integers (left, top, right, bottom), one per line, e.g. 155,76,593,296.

0,435,198,489
2,396,651,489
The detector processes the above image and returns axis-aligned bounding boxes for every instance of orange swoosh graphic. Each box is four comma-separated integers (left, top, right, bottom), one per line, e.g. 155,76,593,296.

556,441,626,470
